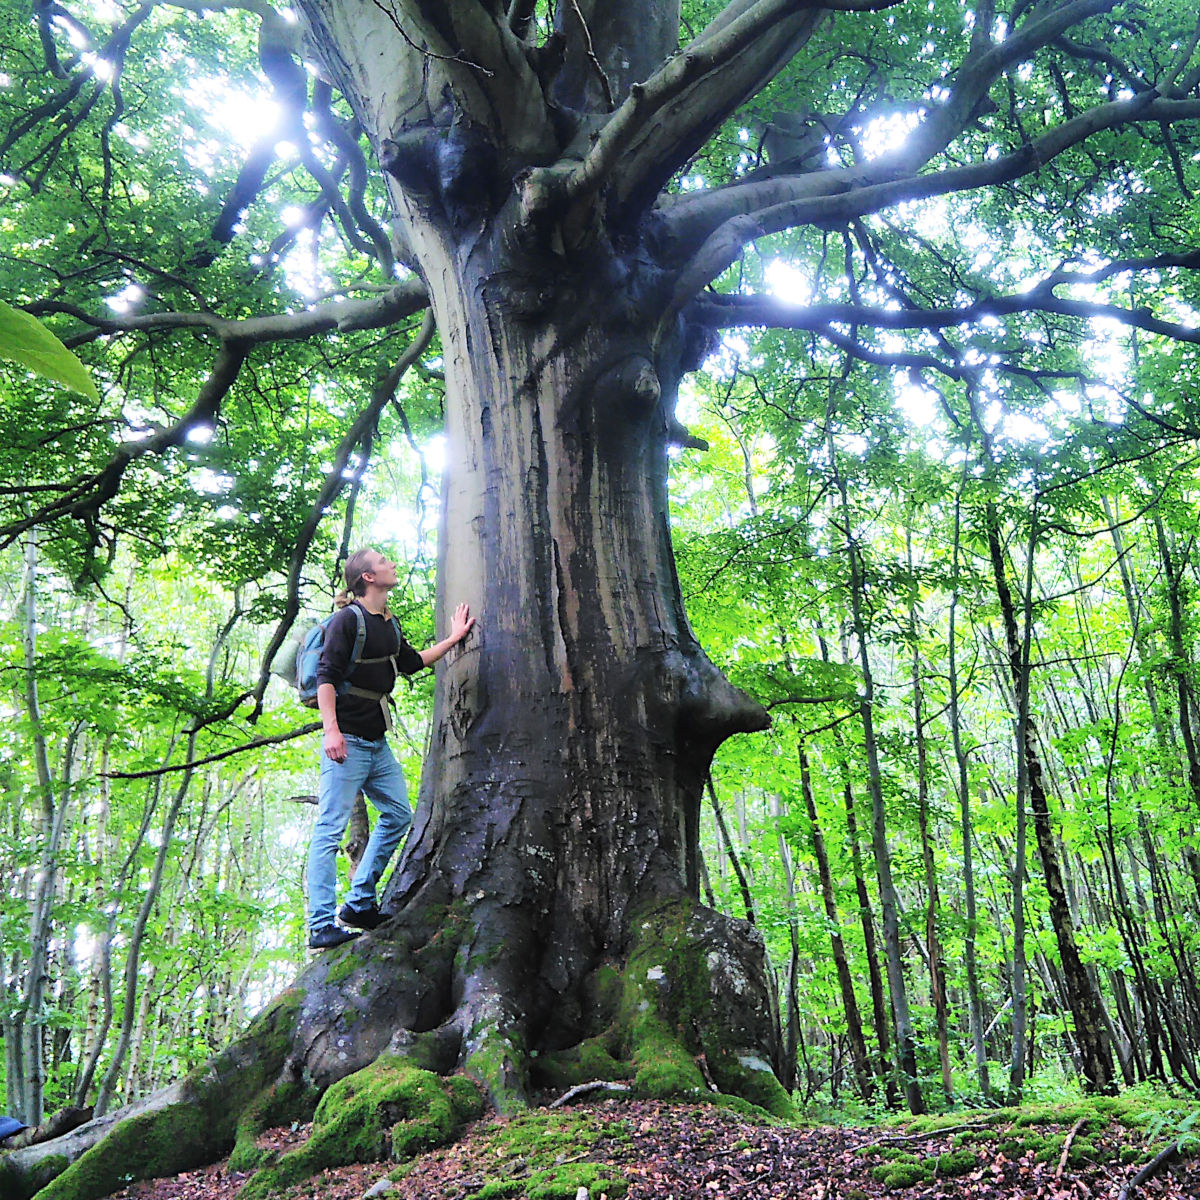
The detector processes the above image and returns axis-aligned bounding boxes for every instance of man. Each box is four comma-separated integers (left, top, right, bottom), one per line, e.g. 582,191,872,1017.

308,547,475,949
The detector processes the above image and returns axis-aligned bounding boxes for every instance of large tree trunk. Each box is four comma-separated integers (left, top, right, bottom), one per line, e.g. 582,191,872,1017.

366,222,777,1103
7,21,790,1200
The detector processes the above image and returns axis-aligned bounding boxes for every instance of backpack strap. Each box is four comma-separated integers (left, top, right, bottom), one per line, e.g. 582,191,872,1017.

341,603,398,731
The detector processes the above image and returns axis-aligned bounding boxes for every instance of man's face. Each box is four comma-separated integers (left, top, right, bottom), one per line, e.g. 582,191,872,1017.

363,551,398,589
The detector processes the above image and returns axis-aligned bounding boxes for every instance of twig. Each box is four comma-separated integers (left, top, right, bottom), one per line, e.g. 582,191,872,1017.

104,722,321,778
548,1081,631,1109
1055,1116,1086,1179
858,1121,990,1150
1118,1141,1182,1200
566,0,614,109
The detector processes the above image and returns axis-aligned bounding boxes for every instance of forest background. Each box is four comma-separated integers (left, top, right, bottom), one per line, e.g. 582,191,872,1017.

2,0,1200,1176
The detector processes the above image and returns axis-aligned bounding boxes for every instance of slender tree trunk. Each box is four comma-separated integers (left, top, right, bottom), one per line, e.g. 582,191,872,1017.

707,776,757,926
830,721,898,1108
797,738,874,1102
831,454,924,1115
907,528,953,1104
13,528,76,1125
768,791,801,1091
1153,514,1200,909
948,486,990,1098
94,747,197,1117
985,505,1116,1095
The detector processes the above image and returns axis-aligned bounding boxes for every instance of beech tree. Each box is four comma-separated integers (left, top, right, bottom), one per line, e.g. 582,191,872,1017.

3,0,1200,1195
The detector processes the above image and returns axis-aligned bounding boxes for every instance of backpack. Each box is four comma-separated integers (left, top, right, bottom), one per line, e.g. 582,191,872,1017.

276,603,402,708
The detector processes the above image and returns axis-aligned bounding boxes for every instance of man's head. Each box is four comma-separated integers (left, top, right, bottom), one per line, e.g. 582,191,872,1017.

344,548,398,596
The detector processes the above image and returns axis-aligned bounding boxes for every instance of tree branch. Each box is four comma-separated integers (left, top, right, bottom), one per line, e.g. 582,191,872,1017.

0,341,249,549
103,722,322,779
547,0,838,221
251,310,437,714
694,251,1200,349
658,0,1131,256
663,93,1200,314
28,279,428,346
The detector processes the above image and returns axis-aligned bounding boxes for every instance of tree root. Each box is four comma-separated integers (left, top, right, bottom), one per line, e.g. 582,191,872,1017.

2,985,307,1200
237,1059,484,1200
7,895,793,1200
536,898,793,1119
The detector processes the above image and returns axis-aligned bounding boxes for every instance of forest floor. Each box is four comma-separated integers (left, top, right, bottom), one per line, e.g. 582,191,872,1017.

98,1094,1199,1200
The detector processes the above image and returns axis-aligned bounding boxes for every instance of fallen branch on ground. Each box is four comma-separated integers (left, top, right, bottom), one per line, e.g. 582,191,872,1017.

549,1081,632,1109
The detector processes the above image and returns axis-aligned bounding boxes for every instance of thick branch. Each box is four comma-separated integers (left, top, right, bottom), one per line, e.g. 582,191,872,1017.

664,93,1200,312
555,0,840,220
659,0,1139,254
694,256,1200,348
28,279,428,347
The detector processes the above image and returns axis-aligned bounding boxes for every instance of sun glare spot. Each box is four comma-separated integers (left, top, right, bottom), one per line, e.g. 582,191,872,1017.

765,260,811,305
83,53,113,81
105,283,144,313
186,423,215,445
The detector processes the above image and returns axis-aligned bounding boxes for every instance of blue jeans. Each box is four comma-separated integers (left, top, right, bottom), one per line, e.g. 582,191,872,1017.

307,734,412,931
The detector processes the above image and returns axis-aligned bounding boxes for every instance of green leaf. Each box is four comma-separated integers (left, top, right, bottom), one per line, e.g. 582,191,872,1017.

0,300,100,402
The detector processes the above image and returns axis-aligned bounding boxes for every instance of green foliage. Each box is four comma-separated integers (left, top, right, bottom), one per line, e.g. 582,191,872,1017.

0,302,99,402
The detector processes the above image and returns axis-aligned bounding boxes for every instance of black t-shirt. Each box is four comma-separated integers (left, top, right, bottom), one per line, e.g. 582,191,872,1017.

316,601,425,739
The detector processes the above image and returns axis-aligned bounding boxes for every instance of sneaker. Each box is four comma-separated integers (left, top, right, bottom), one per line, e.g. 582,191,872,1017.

338,901,385,931
308,925,361,950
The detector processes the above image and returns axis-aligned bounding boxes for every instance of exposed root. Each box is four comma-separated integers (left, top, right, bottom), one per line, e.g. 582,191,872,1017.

458,984,533,1113
536,898,793,1119
5,986,306,1200
7,895,794,1200
238,1058,484,1199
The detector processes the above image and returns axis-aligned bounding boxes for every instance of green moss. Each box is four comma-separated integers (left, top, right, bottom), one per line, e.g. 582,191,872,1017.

34,1106,215,1200
630,1013,705,1099
242,986,305,1062
3,1152,68,1199
462,1002,532,1115
323,949,361,986
534,1035,632,1091
228,1079,315,1172
933,1149,979,1177
453,1109,629,1199
466,1162,627,1199
957,1129,998,1145
871,1161,932,1187
707,1050,795,1120
239,1058,484,1199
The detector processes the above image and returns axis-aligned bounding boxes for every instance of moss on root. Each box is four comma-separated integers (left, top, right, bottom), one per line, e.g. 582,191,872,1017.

227,1079,317,1172
239,1057,485,1199
26,987,306,1200
534,899,793,1120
